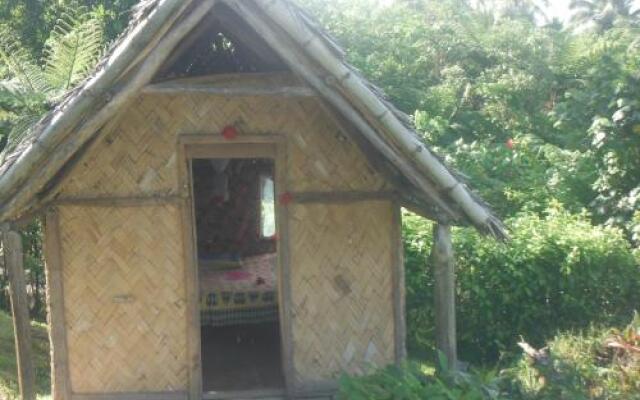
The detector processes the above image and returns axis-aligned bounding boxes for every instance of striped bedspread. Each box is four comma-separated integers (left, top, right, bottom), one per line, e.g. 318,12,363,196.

199,253,278,326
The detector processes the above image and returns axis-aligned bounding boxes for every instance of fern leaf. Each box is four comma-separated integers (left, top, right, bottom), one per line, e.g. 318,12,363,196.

43,7,105,96
0,111,43,158
0,26,50,94
0,80,46,112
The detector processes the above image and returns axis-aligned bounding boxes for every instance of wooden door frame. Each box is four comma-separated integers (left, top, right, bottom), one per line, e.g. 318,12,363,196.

177,134,294,399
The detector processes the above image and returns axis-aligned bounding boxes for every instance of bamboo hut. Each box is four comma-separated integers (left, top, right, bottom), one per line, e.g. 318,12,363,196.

0,1,506,399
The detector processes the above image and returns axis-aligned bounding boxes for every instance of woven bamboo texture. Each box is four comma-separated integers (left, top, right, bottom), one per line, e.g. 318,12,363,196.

289,201,395,383
60,95,388,197
58,205,188,393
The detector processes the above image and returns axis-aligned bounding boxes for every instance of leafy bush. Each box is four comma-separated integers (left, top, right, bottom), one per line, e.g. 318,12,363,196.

404,206,640,362
337,361,504,400
504,314,640,399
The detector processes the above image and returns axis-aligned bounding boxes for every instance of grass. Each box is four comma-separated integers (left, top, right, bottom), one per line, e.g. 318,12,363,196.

0,311,51,400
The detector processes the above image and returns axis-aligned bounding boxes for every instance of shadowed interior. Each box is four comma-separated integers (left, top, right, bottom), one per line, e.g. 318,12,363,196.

201,322,285,392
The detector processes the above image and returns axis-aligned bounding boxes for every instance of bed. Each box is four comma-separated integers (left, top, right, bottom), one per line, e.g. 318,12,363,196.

199,253,278,327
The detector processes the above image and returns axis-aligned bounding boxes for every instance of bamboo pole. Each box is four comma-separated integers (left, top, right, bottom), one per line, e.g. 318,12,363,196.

0,0,217,222
1,228,36,400
431,224,457,371
0,0,193,207
234,0,505,237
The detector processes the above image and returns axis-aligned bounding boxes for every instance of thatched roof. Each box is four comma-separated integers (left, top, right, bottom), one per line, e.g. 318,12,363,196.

0,0,506,239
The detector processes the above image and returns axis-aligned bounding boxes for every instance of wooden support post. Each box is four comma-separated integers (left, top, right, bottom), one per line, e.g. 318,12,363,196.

431,223,457,371
44,209,72,400
392,204,407,364
1,228,36,400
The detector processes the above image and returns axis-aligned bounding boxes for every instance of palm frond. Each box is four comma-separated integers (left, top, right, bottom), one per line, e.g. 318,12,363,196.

43,7,105,96
0,26,50,94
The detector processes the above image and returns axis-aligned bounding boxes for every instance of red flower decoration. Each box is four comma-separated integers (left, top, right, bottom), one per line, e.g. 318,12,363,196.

279,192,294,206
506,138,515,150
222,125,238,140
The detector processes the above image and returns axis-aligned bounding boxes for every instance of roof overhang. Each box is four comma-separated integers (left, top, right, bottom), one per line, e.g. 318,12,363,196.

0,0,506,239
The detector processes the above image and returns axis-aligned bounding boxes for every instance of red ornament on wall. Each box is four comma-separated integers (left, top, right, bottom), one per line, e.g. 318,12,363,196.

222,125,238,140
279,192,294,206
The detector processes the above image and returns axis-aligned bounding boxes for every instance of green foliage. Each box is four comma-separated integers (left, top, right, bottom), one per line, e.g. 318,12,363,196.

0,5,104,155
0,0,136,58
570,0,640,32
504,314,640,399
330,315,640,400
404,207,640,362
337,361,504,400
300,0,640,247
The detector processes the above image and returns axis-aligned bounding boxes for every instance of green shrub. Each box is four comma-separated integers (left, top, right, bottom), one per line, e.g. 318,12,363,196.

504,314,640,399
337,361,504,400
404,206,640,363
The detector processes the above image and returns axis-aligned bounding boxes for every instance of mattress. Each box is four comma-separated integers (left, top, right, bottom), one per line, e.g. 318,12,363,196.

199,253,278,326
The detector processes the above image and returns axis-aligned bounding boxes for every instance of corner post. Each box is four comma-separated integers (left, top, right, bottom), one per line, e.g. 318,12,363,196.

1,227,36,400
431,223,457,370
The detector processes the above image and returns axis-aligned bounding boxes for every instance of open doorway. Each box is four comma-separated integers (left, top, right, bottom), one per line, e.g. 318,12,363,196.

191,157,284,393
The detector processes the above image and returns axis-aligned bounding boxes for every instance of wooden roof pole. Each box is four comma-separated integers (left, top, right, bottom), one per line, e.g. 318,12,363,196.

1,227,36,400
431,224,458,371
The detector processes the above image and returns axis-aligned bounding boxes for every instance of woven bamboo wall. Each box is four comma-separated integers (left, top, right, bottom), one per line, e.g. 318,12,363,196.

58,205,188,393
289,201,395,384
60,95,388,197
55,93,397,391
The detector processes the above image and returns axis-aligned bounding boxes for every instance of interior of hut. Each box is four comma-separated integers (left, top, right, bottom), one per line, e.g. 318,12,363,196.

191,158,284,392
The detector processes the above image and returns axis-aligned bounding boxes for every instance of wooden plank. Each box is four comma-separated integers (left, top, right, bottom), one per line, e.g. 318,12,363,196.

431,224,457,370
53,195,183,208
156,72,296,86
290,379,338,398
178,143,203,399
202,388,285,399
275,139,296,395
185,143,277,159
143,82,315,97
44,209,72,400
291,190,396,204
179,134,284,146
391,203,407,364
72,392,188,400
1,228,36,400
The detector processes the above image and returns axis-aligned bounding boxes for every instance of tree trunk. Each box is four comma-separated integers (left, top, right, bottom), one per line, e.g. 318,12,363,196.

2,228,36,400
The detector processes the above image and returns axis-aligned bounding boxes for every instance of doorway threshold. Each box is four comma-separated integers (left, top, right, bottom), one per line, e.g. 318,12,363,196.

203,388,285,399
